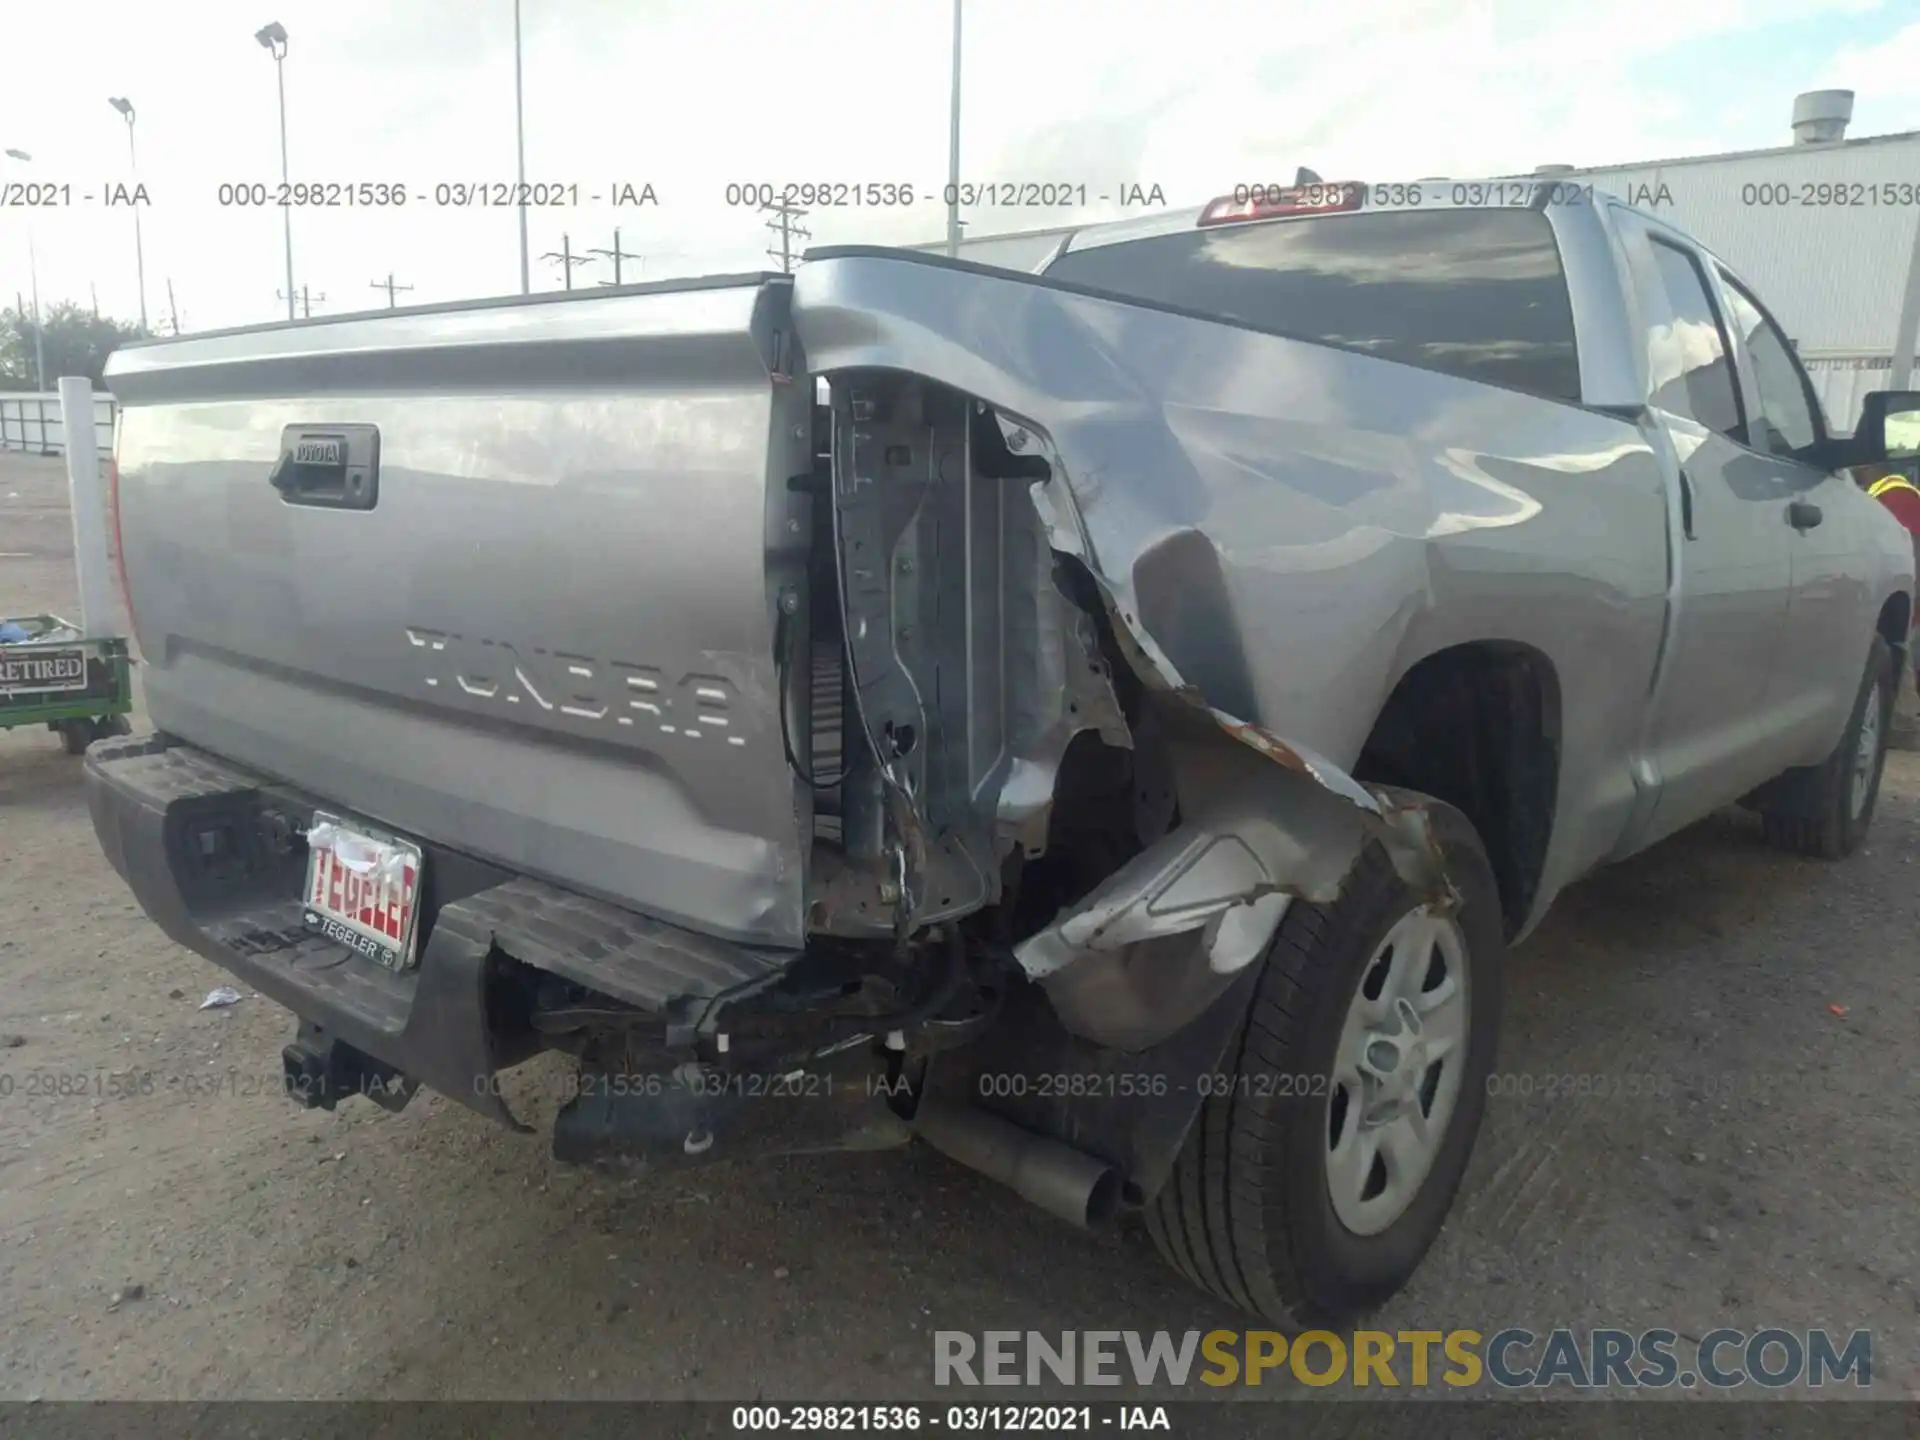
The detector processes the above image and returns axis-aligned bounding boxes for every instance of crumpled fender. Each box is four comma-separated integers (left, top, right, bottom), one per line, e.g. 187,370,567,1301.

1017,471,1455,1048
791,250,1457,1050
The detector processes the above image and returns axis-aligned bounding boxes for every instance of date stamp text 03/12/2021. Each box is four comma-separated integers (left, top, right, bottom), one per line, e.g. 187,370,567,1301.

0,1064,1850,1106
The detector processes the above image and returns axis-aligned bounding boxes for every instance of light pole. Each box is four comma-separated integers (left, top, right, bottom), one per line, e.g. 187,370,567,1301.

107,98,149,331
513,0,530,294
254,21,295,321
3,147,47,391
945,0,962,257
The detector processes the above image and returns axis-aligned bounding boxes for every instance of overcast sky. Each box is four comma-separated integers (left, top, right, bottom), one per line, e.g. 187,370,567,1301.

2,0,1918,335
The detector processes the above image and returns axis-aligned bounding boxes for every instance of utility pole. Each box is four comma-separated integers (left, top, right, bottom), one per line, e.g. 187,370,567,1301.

166,278,181,335
90,282,100,319
541,234,589,290
255,23,295,320
107,97,149,330
513,0,530,295
370,272,414,307
278,285,324,318
589,228,643,286
763,201,810,273
946,0,963,257
4,148,47,391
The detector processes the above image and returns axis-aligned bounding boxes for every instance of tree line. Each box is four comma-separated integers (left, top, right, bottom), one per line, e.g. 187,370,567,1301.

0,303,149,390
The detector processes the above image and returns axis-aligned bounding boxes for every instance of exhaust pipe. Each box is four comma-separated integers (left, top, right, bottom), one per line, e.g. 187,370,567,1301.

912,1097,1121,1228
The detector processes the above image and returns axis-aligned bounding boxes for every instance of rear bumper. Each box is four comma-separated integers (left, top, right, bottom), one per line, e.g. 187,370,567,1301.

84,734,794,1126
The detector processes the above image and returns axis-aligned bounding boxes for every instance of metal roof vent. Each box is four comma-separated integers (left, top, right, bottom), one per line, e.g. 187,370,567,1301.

1533,164,1577,175
1792,90,1853,145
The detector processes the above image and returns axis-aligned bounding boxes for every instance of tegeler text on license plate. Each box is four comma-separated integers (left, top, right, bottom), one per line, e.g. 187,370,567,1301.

301,813,424,970
0,648,87,695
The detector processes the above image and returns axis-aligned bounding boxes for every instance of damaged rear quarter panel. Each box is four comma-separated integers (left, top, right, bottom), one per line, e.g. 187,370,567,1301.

792,250,1670,966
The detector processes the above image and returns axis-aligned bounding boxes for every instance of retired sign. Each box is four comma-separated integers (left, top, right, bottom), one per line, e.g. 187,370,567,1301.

0,647,87,695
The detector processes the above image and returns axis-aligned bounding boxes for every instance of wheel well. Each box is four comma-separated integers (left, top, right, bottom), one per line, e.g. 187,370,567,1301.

1877,591,1911,651
1352,642,1560,937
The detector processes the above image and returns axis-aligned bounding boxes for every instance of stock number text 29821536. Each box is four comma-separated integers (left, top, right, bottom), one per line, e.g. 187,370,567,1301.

213,181,659,208
1742,181,1920,207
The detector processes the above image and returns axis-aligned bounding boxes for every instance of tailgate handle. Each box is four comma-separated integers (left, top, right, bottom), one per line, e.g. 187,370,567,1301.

271,424,381,510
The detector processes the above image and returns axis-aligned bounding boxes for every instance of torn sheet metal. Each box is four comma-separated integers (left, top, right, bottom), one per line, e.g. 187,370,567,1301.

1014,743,1423,1048
1014,471,1457,1048
792,256,1458,1033
1029,472,1453,908
1013,823,1305,984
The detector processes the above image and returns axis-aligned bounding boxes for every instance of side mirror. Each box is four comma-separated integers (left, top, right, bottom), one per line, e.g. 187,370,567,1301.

1856,390,1920,463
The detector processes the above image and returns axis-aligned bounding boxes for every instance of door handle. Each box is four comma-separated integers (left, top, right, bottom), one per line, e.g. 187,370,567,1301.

1677,469,1697,540
1787,498,1823,531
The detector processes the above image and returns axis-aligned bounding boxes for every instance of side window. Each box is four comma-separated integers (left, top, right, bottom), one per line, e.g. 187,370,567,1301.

1644,238,1744,438
1716,271,1822,460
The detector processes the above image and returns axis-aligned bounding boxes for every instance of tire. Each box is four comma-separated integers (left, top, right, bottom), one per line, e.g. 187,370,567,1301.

1758,635,1893,860
93,714,132,741
57,719,91,756
1144,797,1504,1327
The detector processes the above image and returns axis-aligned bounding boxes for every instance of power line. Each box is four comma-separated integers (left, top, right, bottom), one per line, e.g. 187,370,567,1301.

763,201,810,273
370,272,415,308
276,284,325,319
541,234,592,290
589,228,643,286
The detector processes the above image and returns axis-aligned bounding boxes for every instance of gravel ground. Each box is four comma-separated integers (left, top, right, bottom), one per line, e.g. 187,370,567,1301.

1,451,1916,1408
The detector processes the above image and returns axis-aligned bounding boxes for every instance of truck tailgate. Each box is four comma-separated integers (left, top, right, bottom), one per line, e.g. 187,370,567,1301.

104,275,814,948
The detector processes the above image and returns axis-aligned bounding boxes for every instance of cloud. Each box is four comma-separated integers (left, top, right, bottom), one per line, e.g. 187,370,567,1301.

1819,16,1920,132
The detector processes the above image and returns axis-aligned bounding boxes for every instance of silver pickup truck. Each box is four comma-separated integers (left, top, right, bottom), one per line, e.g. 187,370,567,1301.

90,180,1919,1326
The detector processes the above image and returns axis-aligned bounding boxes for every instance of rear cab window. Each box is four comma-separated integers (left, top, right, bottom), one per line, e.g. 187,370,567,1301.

1714,270,1824,461
1042,207,1583,405
1642,238,1745,438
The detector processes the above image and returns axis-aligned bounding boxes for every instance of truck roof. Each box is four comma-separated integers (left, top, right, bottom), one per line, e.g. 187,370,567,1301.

940,178,1642,274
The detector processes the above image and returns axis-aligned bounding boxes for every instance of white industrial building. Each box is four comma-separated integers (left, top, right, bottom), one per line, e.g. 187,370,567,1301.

917,92,1920,431
1533,91,1920,430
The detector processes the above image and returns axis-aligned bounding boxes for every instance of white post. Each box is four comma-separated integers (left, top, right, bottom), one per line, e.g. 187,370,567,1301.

59,377,118,639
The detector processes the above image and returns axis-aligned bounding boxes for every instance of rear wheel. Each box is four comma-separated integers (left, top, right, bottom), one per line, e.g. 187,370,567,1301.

1144,797,1504,1326
54,715,130,755
1758,636,1893,860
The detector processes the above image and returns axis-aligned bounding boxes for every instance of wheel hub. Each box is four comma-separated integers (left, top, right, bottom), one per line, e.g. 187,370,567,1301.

1325,907,1471,1237
1361,997,1432,1116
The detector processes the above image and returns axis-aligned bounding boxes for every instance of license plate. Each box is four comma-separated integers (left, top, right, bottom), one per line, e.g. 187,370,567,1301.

301,813,424,970
0,647,86,695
